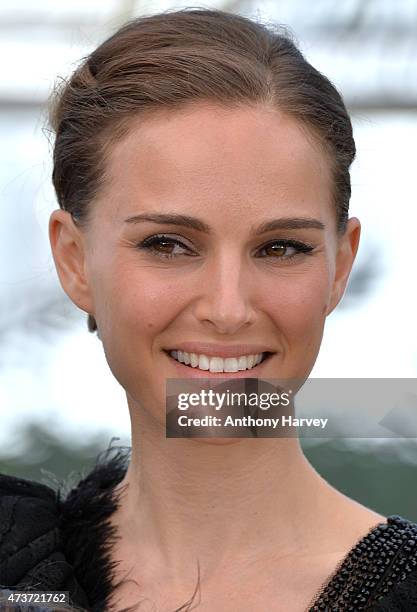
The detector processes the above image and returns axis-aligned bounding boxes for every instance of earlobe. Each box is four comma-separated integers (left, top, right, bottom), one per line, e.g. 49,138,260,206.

326,217,361,316
48,209,95,316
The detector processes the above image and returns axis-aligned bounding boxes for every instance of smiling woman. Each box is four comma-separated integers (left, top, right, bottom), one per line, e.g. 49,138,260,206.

1,7,417,612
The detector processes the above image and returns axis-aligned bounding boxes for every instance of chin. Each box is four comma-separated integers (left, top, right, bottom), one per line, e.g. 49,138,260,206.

188,436,246,446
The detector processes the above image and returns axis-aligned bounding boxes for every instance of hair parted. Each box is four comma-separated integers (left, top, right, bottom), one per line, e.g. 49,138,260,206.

48,7,356,335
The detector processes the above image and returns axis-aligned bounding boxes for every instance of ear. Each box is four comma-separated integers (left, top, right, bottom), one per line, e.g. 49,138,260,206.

326,217,361,316
49,209,95,316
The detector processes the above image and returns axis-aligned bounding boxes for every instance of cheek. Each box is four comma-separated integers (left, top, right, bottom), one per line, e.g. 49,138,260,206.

102,267,190,344
108,263,331,333
122,277,187,329
97,253,332,349
260,268,330,338
95,268,174,392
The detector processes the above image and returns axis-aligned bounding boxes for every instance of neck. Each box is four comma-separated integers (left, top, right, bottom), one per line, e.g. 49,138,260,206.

113,403,341,587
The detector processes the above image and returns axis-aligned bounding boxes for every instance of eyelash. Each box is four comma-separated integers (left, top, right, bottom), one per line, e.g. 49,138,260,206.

135,234,315,262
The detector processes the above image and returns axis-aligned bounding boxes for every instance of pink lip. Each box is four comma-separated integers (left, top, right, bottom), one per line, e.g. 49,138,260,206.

163,342,275,359
164,350,273,378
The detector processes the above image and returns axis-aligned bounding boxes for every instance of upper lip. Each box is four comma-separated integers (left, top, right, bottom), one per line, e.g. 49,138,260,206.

164,342,275,358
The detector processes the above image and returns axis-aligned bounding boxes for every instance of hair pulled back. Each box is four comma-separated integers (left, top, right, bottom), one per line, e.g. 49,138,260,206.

48,7,356,334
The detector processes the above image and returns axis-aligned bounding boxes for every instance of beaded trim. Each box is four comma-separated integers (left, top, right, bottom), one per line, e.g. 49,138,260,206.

308,514,417,611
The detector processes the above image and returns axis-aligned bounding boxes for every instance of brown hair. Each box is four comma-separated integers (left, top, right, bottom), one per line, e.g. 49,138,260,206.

48,7,356,335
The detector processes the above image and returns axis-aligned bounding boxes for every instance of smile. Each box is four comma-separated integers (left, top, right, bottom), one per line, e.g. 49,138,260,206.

166,349,273,373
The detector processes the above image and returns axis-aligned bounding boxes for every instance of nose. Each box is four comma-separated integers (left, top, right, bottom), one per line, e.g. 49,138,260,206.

192,252,256,335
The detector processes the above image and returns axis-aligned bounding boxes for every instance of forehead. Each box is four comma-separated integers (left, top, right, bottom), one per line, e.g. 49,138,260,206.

98,102,333,224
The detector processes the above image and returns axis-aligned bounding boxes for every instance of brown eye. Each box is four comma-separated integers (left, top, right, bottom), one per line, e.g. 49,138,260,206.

136,235,195,259
257,240,314,261
264,244,288,257
154,240,175,254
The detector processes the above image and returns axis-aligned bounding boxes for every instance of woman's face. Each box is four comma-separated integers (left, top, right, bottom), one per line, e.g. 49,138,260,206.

50,102,360,424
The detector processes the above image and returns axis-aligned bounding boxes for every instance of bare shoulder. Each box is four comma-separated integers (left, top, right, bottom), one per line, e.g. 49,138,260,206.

326,490,387,553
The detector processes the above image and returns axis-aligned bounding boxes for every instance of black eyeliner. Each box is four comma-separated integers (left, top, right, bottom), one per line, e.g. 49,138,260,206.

135,234,316,261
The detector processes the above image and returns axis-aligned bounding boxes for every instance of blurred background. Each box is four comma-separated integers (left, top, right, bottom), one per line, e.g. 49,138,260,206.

0,0,416,519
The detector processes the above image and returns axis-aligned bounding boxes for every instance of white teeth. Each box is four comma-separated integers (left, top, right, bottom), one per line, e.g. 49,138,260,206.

209,357,224,372
198,354,210,370
168,350,266,372
223,358,238,372
237,356,247,370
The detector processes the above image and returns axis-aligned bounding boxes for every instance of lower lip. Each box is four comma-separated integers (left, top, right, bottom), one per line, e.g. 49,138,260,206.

163,351,273,378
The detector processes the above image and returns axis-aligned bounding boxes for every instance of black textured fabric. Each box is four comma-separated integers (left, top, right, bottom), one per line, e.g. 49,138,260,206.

0,442,130,611
1,442,416,611
308,516,417,611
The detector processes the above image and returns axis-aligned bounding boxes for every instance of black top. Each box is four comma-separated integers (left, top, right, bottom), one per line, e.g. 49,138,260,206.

0,443,416,612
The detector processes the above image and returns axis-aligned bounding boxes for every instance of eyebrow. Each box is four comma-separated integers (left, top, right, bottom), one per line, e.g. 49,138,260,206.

124,213,325,234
